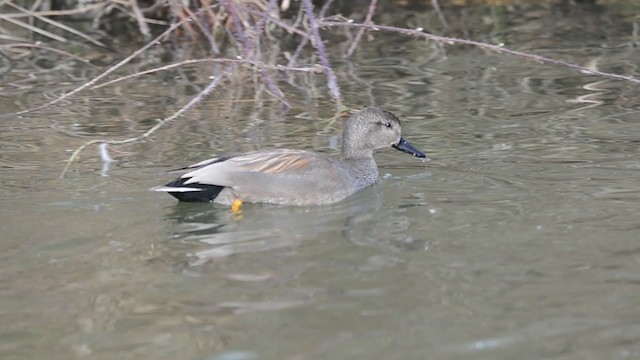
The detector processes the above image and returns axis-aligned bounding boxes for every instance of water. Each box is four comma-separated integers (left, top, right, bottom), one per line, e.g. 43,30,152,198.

2,2,640,359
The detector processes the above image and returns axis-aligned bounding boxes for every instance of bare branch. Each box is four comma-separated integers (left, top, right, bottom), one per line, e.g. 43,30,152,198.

321,20,640,85
345,0,377,58
301,0,342,111
1,6,214,117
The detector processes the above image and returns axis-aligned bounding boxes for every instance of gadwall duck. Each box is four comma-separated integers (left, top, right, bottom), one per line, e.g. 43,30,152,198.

153,107,425,206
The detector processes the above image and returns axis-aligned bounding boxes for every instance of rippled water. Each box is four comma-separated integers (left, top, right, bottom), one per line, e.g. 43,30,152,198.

2,2,640,359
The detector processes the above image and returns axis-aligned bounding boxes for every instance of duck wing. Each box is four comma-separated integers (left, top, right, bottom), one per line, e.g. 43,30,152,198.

180,149,320,187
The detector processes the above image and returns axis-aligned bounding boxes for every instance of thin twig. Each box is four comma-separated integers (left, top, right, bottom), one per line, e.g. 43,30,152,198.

431,0,449,30
59,64,237,178
90,58,323,90
2,6,213,118
129,0,151,41
320,20,640,85
0,49,14,81
260,68,291,109
240,0,278,58
2,43,98,68
0,2,106,17
301,0,342,111
252,0,293,108
0,15,68,42
256,0,279,39
5,0,108,48
222,0,248,47
183,2,220,53
286,0,334,67
245,8,310,38
344,0,377,58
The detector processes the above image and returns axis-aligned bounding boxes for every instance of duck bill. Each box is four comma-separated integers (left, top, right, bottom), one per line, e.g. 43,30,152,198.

392,137,425,158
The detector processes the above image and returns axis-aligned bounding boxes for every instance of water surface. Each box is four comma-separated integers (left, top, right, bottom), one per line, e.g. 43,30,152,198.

1,2,640,359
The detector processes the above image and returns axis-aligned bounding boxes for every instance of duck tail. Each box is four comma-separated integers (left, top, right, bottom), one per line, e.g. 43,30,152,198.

151,177,224,202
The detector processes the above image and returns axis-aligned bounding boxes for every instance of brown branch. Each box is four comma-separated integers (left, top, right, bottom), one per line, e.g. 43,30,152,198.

344,0,377,58
1,6,213,118
321,20,640,85
59,65,238,178
90,58,323,90
4,0,108,48
301,0,342,111
0,2,106,17
129,0,151,41
2,43,98,68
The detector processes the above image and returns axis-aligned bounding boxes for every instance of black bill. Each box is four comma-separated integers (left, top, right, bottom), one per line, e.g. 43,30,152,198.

392,137,425,158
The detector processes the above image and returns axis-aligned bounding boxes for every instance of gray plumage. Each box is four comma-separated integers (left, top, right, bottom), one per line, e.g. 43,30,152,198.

152,107,425,205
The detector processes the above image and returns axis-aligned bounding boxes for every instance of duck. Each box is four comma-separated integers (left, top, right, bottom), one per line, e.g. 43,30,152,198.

152,107,425,206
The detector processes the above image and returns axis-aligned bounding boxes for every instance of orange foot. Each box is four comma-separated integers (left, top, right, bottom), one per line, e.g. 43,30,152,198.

231,199,243,214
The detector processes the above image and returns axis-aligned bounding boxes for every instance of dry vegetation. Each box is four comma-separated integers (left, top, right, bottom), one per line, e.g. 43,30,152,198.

0,0,637,175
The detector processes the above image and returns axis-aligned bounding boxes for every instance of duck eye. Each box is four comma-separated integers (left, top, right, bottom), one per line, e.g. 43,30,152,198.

384,122,392,128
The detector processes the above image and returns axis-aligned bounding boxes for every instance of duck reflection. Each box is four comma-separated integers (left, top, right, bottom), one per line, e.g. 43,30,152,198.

161,182,427,266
